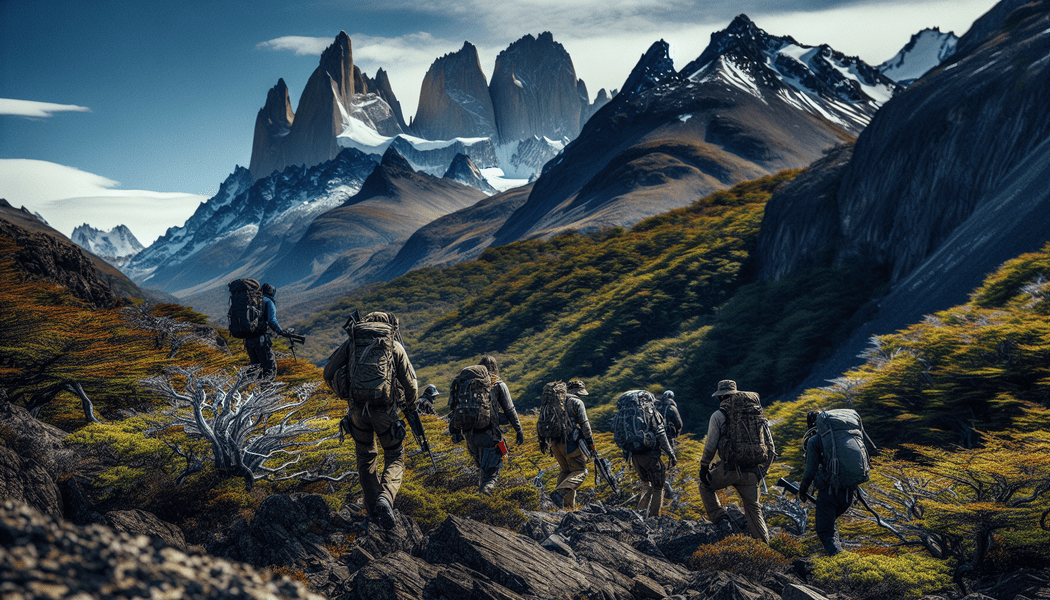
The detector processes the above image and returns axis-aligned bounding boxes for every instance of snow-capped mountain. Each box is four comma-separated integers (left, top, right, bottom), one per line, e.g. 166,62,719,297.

126,148,378,290
878,28,959,86
71,224,144,268
681,14,900,136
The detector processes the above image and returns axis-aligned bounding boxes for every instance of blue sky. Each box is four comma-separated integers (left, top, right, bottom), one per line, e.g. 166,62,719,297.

0,0,999,244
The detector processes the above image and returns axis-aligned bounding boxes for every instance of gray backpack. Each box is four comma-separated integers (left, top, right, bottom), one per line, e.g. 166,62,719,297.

811,409,871,489
536,381,570,441
345,321,397,406
612,390,663,453
449,365,494,431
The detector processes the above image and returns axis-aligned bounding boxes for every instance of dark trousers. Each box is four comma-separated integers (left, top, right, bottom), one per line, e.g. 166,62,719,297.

815,486,857,555
244,336,276,377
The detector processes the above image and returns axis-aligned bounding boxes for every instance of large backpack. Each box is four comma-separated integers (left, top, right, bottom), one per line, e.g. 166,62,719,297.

449,365,494,431
536,381,570,441
811,409,871,489
716,391,775,469
344,321,398,406
227,279,265,339
612,390,664,453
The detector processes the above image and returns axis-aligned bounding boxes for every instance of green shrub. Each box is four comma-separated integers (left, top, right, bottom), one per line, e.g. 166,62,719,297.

811,552,953,600
690,535,789,579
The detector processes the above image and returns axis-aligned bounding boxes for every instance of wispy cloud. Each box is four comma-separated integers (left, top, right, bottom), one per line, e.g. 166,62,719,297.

0,159,205,245
0,98,91,118
256,36,335,56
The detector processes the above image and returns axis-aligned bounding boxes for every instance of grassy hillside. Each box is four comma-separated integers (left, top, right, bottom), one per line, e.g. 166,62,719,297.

294,169,886,432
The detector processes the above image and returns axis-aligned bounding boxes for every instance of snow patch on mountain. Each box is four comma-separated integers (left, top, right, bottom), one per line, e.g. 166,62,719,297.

71,223,144,269
879,28,959,85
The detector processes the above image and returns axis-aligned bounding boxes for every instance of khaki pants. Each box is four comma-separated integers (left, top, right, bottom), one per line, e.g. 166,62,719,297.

551,442,588,509
347,404,405,515
633,453,666,518
698,461,769,542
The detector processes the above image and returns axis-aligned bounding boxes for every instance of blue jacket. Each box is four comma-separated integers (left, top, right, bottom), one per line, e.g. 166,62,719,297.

263,296,283,335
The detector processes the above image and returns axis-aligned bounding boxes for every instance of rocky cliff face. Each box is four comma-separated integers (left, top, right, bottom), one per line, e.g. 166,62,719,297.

757,0,1050,284
410,42,498,141
364,68,409,131
489,32,590,145
0,203,126,308
248,32,405,181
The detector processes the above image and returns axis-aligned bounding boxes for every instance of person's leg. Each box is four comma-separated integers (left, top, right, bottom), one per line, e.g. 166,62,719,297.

557,446,588,509
699,462,733,524
260,342,277,379
349,408,380,514
550,443,572,506
733,472,770,543
815,487,846,555
373,408,406,506
634,455,654,513
637,454,666,518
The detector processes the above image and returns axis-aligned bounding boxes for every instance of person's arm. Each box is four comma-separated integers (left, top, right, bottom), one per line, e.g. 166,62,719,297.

700,410,724,468
571,397,593,442
393,342,418,409
799,436,821,503
496,382,525,443
264,298,283,335
670,405,684,435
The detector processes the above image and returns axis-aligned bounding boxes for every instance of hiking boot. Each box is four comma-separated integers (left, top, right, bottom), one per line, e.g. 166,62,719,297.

481,481,496,496
716,516,735,536
550,489,564,508
374,496,396,530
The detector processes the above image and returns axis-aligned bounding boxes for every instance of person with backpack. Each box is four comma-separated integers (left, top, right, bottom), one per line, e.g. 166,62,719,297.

799,409,873,555
656,390,683,447
232,281,285,380
537,379,594,509
322,311,418,530
612,389,677,518
698,380,774,542
448,355,525,496
418,384,439,415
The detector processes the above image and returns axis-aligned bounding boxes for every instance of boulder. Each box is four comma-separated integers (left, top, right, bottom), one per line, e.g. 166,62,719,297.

104,508,186,551
0,391,71,519
782,583,830,600
686,570,780,600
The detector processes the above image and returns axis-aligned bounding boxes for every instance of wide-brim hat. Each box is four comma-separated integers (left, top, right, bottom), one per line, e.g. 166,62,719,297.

712,379,738,397
567,379,589,396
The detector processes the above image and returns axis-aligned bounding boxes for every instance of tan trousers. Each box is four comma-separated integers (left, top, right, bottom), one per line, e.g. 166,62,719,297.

633,453,666,518
348,404,405,515
551,442,588,509
698,461,770,542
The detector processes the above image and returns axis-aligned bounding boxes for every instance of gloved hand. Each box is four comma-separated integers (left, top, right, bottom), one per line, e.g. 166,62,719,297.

667,453,678,469
539,440,549,455
451,433,464,444
799,485,813,505
586,439,595,453
516,429,525,446
699,465,711,486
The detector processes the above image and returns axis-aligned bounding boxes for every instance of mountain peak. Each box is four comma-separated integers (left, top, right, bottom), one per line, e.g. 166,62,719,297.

617,40,678,100
380,146,413,171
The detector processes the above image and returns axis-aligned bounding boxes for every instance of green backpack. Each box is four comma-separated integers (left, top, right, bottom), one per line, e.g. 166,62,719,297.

717,391,775,469
536,381,570,442
812,409,871,489
346,321,397,406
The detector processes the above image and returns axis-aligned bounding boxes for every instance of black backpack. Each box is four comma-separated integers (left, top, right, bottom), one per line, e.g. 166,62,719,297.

227,279,265,338
612,390,663,453
449,365,495,431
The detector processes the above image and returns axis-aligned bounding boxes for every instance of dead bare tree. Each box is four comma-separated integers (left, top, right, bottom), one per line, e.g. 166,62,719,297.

122,302,229,358
142,365,354,489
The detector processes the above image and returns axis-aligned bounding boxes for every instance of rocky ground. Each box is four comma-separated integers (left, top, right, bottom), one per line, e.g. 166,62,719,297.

3,391,1049,599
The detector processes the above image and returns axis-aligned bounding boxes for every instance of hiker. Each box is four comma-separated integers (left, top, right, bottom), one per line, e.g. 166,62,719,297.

612,389,677,518
799,409,873,555
537,379,595,509
698,380,774,542
656,390,683,447
448,355,525,496
322,311,418,529
418,384,439,415
244,283,284,379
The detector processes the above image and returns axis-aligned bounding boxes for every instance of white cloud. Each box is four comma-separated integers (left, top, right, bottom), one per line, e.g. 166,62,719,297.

256,36,333,56
0,159,206,246
0,98,92,118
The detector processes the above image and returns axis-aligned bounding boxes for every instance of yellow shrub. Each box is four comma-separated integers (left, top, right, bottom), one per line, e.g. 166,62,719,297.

690,535,789,579
811,552,953,600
